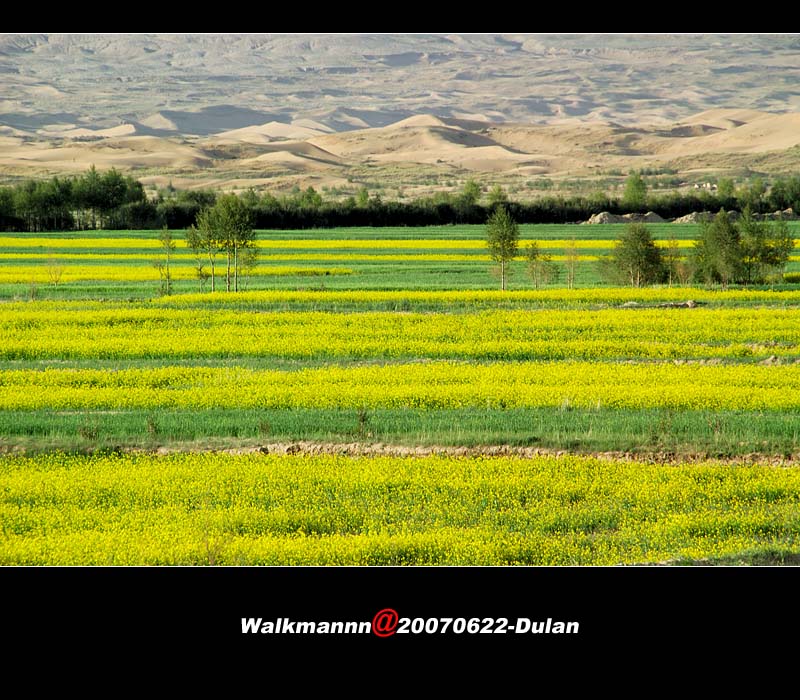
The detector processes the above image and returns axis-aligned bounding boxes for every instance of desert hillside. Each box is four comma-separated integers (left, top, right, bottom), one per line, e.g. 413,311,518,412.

4,34,800,132
2,108,800,195
3,34,800,193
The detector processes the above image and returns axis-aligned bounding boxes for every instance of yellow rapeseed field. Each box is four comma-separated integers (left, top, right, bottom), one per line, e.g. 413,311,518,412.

1,361,798,411
151,287,800,307
1,453,798,565
2,304,799,360
0,266,353,283
2,225,798,566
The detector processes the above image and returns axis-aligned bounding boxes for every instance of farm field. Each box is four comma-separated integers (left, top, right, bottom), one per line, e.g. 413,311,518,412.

2,223,799,300
2,452,799,565
1,224,799,565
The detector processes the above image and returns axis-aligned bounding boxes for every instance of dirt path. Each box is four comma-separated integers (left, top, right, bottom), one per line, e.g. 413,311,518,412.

140,440,800,465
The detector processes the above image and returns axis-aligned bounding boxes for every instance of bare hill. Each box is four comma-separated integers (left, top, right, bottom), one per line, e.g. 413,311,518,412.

660,113,800,155
677,109,773,130
0,134,212,173
210,121,331,145
3,34,800,136
3,108,800,190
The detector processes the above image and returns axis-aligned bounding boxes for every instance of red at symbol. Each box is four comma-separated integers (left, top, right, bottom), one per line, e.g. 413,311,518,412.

372,608,399,637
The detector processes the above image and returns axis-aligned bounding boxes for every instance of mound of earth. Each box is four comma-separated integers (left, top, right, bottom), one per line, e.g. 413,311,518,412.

583,211,665,224
628,211,665,223
762,208,798,220
672,212,711,223
583,212,626,224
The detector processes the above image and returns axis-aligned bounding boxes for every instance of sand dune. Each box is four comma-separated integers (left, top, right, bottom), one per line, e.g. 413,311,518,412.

445,115,497,130
677,108,774,130
250,140,341,161
662,124,724,138
0,125,32,139
0,135,211,171
240,150,339,173
239,140,344,171
302,115,542,171
486,121,622,157
8,35,800,193
290,119,335,134
306,109,372,131
37,124,138,139
308,120,503,159
371,144,540,172
306,109,800,171
388,114,450,129
20,84,67,98
660,113,800,155
139,113,179,132
3,107,800,189
210,121,330,144
34,124,77,135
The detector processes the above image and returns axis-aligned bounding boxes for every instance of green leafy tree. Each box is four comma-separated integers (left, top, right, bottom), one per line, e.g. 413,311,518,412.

99,168,128,215
355,187,370,207
525,241,560,290
73,165,104,229
194,194,254,292
240,188,259,209
717,177,735,201
486,206,519,291
0,187,16,229
154,226,175,296
691,208,793,287
208,194,256,292
692,209,744,288
768,176,800,213
13,181,41,232
663,237,691,286
588,190,611,211
603,223,666,287
177,189,217,209
488,184,508,208
238,246,260,291
185,224,211,292
191,204,227,293
295,186,323,209
739,206,794,283
33,177,74,231
622,172,648,211
564,238,579,289
460,179,482,206
737,176,766,212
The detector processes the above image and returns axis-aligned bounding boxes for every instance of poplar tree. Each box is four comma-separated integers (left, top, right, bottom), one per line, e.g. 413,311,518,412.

486,206,519,291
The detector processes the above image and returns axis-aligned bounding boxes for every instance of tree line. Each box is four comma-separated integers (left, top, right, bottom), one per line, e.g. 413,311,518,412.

604,209,795,287
3,170,800,232
487,205,796,290
0,166,148,232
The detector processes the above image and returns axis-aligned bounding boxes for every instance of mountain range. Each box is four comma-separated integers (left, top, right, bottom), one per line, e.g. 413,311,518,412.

2,34,800,193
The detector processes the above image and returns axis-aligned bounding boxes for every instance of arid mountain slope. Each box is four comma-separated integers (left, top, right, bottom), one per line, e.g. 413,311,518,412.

3,108,800,192
3,34,800,135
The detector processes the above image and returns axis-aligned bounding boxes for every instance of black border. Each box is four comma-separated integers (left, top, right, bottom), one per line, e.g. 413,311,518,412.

3,27,797,666
5,565,800,664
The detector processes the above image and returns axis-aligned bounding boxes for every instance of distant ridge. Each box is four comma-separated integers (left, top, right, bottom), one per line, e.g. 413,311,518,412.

3,108,800,191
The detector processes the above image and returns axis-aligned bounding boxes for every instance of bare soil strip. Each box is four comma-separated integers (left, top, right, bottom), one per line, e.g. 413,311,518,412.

127,440,800,465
